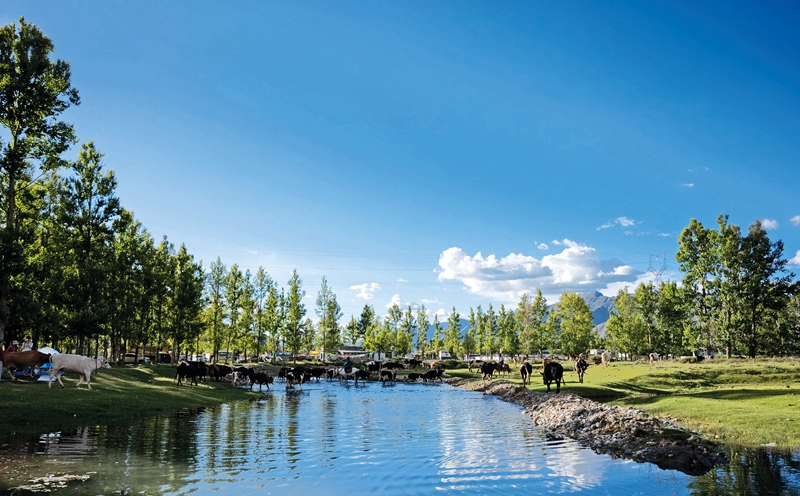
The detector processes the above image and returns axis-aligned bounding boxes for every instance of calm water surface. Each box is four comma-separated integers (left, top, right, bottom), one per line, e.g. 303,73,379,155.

0,381,798,495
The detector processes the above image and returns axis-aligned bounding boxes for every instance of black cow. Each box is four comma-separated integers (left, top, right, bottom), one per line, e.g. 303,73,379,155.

354,369,371,386
285,370,304,390
176,362,200,386
480,362,496,382
519,362,533,387
405,373,422,382
380,370,396,384
248,370,273,391
364,361,381,372
573,358,589,383
405,359,422,369
382,362,404,370
422,369,444,382
541,362,564,393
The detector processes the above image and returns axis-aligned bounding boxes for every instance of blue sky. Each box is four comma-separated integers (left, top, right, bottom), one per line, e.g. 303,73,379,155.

3,1,799,321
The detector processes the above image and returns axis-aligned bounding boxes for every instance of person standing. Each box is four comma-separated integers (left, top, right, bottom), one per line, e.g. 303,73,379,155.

21,336,33,352
5,340,18,353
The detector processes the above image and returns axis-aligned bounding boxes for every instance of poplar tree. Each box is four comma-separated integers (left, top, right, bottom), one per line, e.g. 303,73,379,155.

416,305,430,357
205,257,226,362
315,276,342,359
550,291,593,356
445,307,461,357
284,270,306,361
0,18,80,346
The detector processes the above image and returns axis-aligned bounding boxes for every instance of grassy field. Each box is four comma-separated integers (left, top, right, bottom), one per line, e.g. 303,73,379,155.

2,358,799,448
448,357,800,448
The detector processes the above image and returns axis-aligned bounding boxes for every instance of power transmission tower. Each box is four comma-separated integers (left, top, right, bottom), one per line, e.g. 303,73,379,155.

648,251,668,285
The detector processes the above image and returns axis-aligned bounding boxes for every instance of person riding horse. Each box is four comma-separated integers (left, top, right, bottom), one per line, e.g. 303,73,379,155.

343,357,353,374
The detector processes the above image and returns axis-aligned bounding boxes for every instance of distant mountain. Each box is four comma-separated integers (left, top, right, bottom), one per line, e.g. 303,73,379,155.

548,291,615,338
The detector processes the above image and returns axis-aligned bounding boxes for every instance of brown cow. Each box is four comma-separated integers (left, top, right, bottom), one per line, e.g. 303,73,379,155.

2,350,51,379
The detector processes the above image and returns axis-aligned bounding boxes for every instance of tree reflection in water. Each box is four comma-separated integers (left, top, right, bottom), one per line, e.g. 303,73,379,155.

690,447,800,496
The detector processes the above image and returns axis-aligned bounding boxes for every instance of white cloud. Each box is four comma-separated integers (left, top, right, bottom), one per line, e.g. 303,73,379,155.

658,233,671,237
537,243,549,250
350,282,381,300
385,294,419,311
422,298,440,304
397,278,408,283
597,216,635,230
761,219,779,230
790,215,800,227
437,240,641,302
682,183,694,188
433,308,449,320
790,250,800,267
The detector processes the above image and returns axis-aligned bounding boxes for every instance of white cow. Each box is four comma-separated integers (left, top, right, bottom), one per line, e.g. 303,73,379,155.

601,351,611,368
49,354,111,390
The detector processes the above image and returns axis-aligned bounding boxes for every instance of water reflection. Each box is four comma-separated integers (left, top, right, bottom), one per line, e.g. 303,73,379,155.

0,383,798,495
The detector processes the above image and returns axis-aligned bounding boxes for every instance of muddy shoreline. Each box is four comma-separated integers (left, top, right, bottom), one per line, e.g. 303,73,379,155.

445,378,727,476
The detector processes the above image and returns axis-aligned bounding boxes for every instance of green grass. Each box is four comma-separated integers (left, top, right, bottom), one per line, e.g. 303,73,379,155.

445,358,800,448
0,364,259,441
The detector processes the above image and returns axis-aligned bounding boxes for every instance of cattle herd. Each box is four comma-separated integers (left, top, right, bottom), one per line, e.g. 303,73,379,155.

174,359,446,391
0,348,598,395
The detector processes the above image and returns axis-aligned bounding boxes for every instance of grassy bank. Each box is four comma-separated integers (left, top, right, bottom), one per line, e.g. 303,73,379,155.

447,358,800,448
0,364,259,441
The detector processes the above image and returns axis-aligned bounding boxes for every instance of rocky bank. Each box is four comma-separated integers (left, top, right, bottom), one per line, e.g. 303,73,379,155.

445,378,726,476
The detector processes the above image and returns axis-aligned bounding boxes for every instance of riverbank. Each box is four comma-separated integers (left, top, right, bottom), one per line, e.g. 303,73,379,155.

446,377,727,476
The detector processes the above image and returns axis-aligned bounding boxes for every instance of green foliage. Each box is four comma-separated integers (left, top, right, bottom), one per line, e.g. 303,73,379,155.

550,291,593,356
315,276,342,357
445,307,461,357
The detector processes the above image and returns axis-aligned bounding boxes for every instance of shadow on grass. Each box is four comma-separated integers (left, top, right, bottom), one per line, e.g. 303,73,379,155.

614,387,797,406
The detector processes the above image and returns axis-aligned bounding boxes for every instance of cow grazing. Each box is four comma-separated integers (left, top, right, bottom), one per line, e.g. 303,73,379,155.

353,369,371,385
480,362,496,382
649,353,660,364
541,361,564,393
380,370,396,384
519,362,533,387
176,361,201,386
601,352,611,368
382,362,403,370
2,350,51,379
364,361,381,372
49,354,111,390
422,369,444,383
573,358,589,383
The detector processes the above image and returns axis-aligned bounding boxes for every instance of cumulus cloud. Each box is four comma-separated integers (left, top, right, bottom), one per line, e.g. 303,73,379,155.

537,243,549,250
350,282,381,300
422,298,440,304
790,250,800,267
790,215,800,227
385,294,419,311
437,240,641,302
433,308,449,319
597,216,635,230
761,219,779,230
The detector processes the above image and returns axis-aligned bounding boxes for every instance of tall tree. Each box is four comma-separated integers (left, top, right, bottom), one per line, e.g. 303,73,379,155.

57,142,120,351
205,257,226,362
445,307,461,357
170,244,205,363
315,276,342,360
431,314,443,354
252,267,274,358
676,219,721,350
738,220,795,358
284,270,306,361
550,291,593,356
0,17,80,346
416,305,430,357
606,287,647,355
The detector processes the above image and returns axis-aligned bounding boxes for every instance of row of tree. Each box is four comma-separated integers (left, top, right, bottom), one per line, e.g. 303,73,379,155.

2,19,798,363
